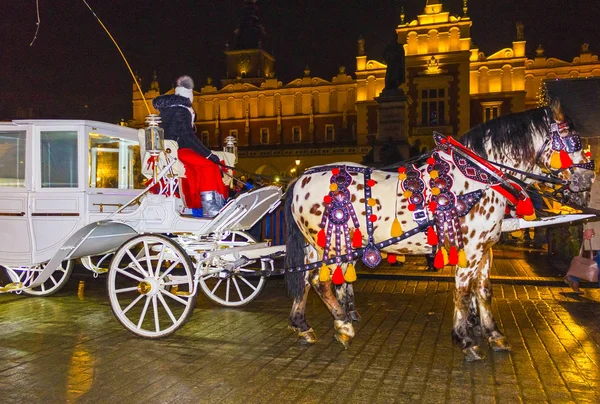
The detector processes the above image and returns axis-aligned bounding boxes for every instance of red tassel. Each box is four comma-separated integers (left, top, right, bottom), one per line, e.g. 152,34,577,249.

352,228,363,248
427,226,438,246
515,198,534,217
559,150,573,168
433,249,445,269
332,266,345,285
317,229,326,247
387,254,397,264
448,246,458,265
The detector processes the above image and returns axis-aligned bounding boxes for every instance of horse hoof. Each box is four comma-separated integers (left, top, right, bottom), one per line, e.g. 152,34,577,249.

333,320,355,349
462,346,486,362
489,336,511,352
288,326,317,345
335,332,352,349
349,310,361,322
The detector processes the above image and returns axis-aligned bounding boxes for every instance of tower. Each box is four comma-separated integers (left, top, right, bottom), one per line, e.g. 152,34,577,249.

222,0,275,87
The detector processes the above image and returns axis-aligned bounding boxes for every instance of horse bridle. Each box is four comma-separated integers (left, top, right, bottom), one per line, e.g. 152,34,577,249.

532,118,595,199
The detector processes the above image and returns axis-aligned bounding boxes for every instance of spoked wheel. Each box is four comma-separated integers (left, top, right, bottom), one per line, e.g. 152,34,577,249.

3,260,73,296
199,231,266,307
107,234,197,338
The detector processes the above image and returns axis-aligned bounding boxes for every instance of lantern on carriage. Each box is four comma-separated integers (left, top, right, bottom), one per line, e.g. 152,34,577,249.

144,114,164,156
224,135,238,163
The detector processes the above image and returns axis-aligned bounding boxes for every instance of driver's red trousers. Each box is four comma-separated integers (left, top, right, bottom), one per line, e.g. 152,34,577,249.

178,148,228,209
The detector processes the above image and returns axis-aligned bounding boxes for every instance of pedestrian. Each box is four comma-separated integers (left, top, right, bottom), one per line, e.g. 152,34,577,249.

564,179,600,293
152,75,227,218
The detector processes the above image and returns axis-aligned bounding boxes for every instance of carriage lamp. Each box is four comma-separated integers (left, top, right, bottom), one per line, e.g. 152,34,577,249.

144,114,164,156
224,135,238,163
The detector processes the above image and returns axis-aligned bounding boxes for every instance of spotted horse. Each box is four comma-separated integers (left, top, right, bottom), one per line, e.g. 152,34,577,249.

283,98,594,361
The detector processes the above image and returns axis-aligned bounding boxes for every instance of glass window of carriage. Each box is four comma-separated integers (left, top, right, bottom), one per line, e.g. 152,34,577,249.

0,131,26,187
88,133,143,189
40,130,78,188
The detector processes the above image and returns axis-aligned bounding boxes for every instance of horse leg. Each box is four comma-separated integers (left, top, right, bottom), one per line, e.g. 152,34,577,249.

287,245,321,344
453,266,485,361
309,270,355,349
344,283,361,322
333,270,360,322
474,248,511,352
288,270,317,345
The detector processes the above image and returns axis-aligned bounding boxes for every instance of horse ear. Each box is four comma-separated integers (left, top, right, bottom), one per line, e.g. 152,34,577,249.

550,97,564,122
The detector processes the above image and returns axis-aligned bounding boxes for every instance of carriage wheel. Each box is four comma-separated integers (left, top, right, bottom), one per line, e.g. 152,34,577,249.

3,260,73,296
199,231,266,307
107,234,197,338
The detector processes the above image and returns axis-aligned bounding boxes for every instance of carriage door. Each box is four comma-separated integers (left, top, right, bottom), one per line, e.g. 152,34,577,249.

0,128,32,266
30,127,85,264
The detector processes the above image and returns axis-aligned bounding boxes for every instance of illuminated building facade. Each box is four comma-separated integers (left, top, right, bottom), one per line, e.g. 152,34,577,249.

131,0,600,175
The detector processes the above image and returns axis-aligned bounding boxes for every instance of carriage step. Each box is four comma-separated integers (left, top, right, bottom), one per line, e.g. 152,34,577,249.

0,282,23,293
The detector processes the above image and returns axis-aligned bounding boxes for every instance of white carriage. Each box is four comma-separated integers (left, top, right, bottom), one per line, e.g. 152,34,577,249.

0,119,285,338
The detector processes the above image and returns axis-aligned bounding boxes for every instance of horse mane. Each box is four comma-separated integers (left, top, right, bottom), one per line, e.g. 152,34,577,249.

460,106,553,161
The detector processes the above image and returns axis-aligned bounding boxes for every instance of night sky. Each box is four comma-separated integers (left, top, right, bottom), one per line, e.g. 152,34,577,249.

2,0,599,123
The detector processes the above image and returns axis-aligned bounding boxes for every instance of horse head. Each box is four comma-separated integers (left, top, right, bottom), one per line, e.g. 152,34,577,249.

536,98,595,209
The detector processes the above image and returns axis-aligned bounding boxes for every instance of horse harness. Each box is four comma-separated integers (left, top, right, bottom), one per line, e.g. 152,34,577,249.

264,126,594,281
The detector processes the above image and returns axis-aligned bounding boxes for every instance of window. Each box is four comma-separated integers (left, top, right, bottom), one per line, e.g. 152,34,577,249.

0,131,26,187
420,88,446,126
481,102,502,122
325,124,335,142
229,129,238,138
292,126,302,143
200,131,210,146
89,133,143,189
260,128,269,144
41,131,78,188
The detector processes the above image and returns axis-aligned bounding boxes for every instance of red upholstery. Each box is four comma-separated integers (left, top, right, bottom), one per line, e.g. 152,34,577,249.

178,148,228,209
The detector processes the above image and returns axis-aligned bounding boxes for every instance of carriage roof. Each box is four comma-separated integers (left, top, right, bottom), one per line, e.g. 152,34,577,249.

1,119,139,140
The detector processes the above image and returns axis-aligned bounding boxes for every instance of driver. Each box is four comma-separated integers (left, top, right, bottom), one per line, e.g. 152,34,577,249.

152,76,227,218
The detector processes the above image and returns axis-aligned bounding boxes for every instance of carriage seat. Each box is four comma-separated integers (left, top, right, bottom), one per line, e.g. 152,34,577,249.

138,129,185,179
137,129,236,195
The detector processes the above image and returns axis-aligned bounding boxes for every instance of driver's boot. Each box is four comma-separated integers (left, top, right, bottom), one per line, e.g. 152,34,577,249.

200,191,225,218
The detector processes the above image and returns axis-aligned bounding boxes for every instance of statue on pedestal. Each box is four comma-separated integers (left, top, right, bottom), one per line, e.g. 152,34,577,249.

383,37,405,94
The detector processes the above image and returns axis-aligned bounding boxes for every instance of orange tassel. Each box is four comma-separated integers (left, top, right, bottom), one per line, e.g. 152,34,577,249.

448,246,458,265
352,228,363,248
433,249,445,269
332,265,345,285
559,150,572,168
387,254,397,264
427,226,438,246
515,198,534,217
317,229,326,248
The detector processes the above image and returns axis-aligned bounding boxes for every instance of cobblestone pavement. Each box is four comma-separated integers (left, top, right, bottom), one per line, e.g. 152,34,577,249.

1,269,599,403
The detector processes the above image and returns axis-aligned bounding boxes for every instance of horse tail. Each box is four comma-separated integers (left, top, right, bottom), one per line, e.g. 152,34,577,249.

284,179,307,299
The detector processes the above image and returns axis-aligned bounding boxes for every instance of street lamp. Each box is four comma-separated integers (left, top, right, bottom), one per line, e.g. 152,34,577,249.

295,159,301,167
